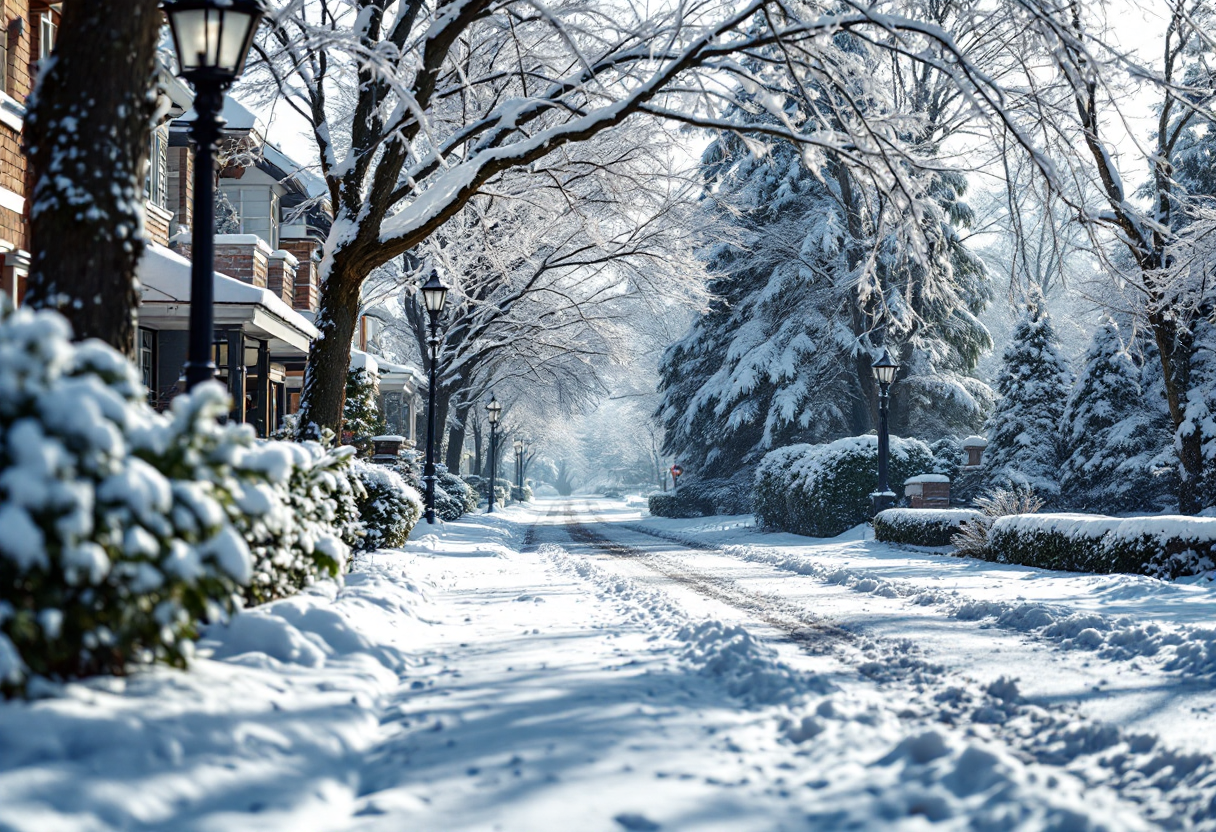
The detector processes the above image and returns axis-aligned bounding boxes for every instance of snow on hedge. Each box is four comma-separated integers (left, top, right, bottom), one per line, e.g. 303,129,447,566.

754,436,936,537
989,513,1216,580
873,508,983,547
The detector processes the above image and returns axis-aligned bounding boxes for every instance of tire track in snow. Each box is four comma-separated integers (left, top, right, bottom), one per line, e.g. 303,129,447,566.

556,502,1216,830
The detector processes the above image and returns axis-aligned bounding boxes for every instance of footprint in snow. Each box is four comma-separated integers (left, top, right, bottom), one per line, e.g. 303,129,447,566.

614,813,660,831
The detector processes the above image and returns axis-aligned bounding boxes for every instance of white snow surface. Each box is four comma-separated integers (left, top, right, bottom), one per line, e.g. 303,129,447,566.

4,498,1216,830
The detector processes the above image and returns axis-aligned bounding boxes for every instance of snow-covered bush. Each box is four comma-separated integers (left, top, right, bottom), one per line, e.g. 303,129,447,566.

441,471,478,515
349,461,422,550
987,514,1216,580
754,436,935,537
873,509,983,547
342,368,386,457
0,305,253,690
510,483,534,502
648,490,714,518
668,472,754,516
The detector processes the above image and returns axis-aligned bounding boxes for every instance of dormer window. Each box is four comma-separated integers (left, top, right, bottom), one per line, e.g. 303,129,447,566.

38,12,55,62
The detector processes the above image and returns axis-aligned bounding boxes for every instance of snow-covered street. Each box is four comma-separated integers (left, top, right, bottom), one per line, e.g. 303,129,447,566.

4,498,1216,831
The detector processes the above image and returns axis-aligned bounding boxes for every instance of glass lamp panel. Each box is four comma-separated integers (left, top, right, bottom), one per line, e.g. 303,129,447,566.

172,9,219,71
216,10,257,73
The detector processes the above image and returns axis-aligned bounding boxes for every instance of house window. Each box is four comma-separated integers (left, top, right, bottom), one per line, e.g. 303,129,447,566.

139,328,157,405
145,128,168,208
39,12,55,62
218,185,279,248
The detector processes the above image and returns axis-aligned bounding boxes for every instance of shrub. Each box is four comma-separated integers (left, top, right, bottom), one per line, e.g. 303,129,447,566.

987,514,1216,580
440,471,478,514
648,490,714,518
873,508,983,547
349,461,422,550
511,483,534,502
0,305,253,691
950,487,1044,559
754,436,935,537
668,471,754,516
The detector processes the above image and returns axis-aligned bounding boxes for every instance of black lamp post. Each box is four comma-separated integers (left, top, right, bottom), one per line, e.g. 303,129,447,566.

164,0,267,390
486,396,502,512
870,348,900,514
420,269,449,524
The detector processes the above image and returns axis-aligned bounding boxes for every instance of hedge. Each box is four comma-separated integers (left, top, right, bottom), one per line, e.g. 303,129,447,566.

350,461,423,550
873,508,983,547
987,514,1216,580
754,436,936,537
648,490,714,518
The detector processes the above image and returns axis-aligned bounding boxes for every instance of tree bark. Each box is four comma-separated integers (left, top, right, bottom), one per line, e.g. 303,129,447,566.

23,0,161,357
444,399,470,473
296,268,363,440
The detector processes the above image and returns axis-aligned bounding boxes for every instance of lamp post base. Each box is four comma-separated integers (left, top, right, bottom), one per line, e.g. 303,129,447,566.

870,490,898,516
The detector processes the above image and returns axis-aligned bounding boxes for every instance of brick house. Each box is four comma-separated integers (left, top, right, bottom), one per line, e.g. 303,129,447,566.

0,6,422,439
0,0,59,303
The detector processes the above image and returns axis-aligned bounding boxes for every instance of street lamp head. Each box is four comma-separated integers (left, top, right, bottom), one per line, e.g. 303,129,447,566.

420,269,449,315
513,438,523,453
163,0,267,85
487,395,502,424
871,348,899,387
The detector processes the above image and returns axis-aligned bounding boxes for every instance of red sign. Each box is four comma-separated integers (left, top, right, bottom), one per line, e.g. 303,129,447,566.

670,465,684,477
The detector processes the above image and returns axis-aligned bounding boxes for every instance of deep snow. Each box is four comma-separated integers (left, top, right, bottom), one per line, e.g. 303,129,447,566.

3,497,1216,831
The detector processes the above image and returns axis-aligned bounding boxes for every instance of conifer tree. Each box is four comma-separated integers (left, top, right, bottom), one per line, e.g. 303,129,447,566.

1060,318,1174,512
983,295,1074,503
343,369,387,456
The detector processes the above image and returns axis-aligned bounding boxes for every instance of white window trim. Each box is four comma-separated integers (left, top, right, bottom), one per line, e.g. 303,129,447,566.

0,93,24,131
0,185,24,215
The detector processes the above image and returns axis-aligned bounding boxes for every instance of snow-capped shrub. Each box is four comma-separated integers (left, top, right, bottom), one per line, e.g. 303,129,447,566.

349,461,422,550
510,483,534,502
873,509,983,547
440,471,478,515
648,490,714,518
667,472,753,516
950,487,1044,559
987,514,1216,580
754,436,935,537
0,304,252,690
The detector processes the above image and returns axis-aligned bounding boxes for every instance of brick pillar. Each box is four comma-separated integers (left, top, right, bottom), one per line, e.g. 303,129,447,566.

281,236,320,312
267,249,298,306
212,235,272,288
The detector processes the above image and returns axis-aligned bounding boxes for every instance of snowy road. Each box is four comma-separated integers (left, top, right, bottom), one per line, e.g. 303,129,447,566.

3,497,1216,831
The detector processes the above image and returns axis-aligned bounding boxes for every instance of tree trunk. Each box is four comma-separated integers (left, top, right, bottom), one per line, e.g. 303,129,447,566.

1149,310,1204,513
23,0,161,357
445,399,470,472
296,267,362,439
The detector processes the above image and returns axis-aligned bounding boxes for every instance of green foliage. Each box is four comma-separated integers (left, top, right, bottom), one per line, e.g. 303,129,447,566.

648,491,714,519
987,515,1216,580
342,369,387,457
754,436,935,537
983,294,1074,502
873,509,982,547
350,461,423,550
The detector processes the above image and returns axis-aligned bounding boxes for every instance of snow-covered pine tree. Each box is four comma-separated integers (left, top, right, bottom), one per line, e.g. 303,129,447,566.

343,369,386,456
983,294,1074,503
1060,318,1174,512
658,82,992,478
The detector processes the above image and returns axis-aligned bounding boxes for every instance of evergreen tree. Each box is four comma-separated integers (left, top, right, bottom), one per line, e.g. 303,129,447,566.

984,295,1074,502
343,369,387,455
1060,318,1174,512
215,191,242,235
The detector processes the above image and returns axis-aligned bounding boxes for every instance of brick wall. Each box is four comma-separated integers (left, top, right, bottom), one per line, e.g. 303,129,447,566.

213,237,271,288
145,202,172,247
281,236,320,312
0,0,35,253
267,250,297,306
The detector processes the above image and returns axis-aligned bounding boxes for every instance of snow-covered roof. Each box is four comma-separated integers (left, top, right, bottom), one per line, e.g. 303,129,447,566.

179,97,265,134
138,244,318,352
350,349,379,375
261,142,328,200
905,474,950,484
961,436,989,448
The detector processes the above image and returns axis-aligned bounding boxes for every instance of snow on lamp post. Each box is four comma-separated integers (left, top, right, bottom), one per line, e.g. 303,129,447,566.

164,0,266,390
419,268,449,524
487,396,502,513
870,348,900,515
